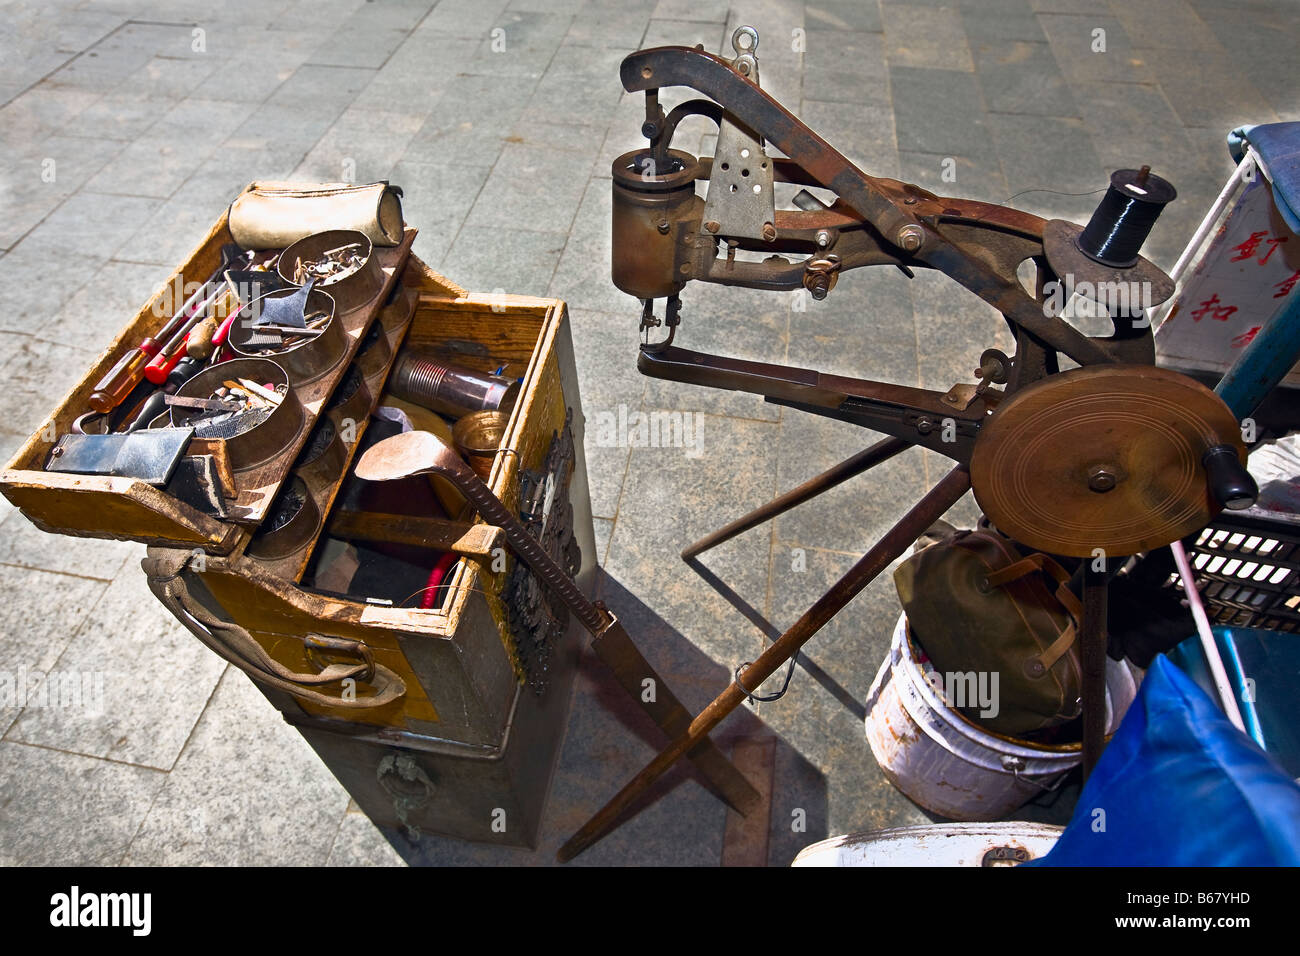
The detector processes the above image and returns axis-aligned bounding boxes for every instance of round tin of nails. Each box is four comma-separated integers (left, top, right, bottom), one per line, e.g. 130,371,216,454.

293,417,347,493
246,476,320,561
278,229,382,314
356,317,394,391
170,357,305,472
453,410,510,481
324,362,373,439
378,285,417,340
228,285,345,384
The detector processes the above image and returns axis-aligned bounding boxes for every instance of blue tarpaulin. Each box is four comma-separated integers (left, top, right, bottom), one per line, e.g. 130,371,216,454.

1027,656,1300,866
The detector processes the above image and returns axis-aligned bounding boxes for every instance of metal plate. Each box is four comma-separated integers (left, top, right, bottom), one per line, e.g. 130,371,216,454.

970,365,1244,557
700,116,775,241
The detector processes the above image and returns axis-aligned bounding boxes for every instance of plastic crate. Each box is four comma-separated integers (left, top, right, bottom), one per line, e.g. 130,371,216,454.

1167,507,1300,632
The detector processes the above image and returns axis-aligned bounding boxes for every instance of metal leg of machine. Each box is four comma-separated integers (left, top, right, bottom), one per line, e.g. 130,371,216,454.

681,435,912,560
558,466,973,862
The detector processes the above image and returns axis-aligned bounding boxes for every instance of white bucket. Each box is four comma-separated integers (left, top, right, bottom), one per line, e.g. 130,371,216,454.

864,613,1081,820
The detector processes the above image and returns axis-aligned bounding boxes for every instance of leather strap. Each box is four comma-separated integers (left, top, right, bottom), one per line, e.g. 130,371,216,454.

143,553,406,709
982,551,1084,674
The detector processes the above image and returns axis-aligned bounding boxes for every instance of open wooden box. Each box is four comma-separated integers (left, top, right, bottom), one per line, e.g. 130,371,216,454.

0,195,596,849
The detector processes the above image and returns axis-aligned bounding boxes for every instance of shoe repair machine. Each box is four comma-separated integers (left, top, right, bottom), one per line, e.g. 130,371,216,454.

554,28,1263,860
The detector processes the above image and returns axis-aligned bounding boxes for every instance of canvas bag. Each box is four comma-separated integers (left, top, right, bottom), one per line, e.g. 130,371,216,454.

228,181,405,250
894,526,1084,736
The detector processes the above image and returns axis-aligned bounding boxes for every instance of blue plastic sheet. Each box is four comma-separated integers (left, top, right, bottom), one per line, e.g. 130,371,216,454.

1027,656,1300,866
1228,122,1300,234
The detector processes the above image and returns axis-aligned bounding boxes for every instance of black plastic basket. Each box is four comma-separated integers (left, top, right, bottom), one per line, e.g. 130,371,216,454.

1168,507,1300,632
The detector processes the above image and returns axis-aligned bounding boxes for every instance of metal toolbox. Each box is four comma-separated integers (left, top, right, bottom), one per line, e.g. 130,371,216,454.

0,195,596,850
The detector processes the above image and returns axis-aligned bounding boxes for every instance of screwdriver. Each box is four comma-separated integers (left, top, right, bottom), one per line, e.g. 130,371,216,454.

143,283,237,384
88,248,245,412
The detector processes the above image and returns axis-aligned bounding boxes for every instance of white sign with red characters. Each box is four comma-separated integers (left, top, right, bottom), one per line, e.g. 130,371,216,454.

1156,170,1300,385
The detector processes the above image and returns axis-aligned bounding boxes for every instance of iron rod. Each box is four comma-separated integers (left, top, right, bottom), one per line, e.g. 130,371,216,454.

682,435,911,559
559,465,972,862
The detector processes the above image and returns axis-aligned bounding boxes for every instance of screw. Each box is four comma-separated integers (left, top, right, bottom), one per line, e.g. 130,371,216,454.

808,276,829,299
704,220,720,234
816,230,831,248
1087,464,1117,493
897,225,925,252
915,417,935,435
656,220,670,235
761,222,776,242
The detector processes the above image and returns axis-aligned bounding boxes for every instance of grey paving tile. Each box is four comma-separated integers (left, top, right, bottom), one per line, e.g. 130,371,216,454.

406,73,537,167
0,563,114,736
759,547,930,837
292,107,426,184
1069,81,1208,174
1037,13,1152,85
584,436,631,519
976,40,1079,117
773,412,929,556
961,0,1047,43
265,64,376,113
0,741,165,865
806,0,883,33
0,87,101,149
0,135,127,250
7,568,227,771
0,501,136,580
987,112,1107,219
910,265,1016,392
592,515,614,564
890,65,997,162
222,103,337,175
642,18,726,53
639,280,792,422
604,412,777,666
112,54,222,100
124,667,349,866
415,0,513,39
33,258,174,350
327,806,405,865
526,43,630,131
206,52,309,105
16,189,158,263
1137,45,1276,131
1105,0,1221,51
306,1,434,70
650,0,730,22
388,158,492,267
112,163,249,268
898,150,1010,203
1192,5,1300,121
547,176,630,315
62,91,178,142
83,97,257,199
566,6,653,49
566,309,647,409
463,142,594,234
800,99,899,178
881,2,974,72
801,30,891,107
439,224,566,296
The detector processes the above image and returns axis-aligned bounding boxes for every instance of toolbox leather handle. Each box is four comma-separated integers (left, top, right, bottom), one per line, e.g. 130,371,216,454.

143,555,405,710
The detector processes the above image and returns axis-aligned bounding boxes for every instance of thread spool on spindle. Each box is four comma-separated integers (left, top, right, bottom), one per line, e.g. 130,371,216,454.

1075,166,1177,268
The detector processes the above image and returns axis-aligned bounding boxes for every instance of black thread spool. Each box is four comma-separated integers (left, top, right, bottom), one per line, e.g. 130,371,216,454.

1076,166,1177,268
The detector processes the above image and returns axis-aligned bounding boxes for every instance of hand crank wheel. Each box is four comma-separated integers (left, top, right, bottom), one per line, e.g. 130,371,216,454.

970,365,1246,558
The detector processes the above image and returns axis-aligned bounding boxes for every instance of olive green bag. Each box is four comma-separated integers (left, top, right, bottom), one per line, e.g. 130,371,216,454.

894,526,1084,736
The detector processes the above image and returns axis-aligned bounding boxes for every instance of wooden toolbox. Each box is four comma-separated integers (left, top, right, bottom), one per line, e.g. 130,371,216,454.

0,192,596,850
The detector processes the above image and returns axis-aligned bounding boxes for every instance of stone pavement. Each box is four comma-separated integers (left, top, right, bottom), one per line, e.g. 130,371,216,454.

0,0,1294,866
